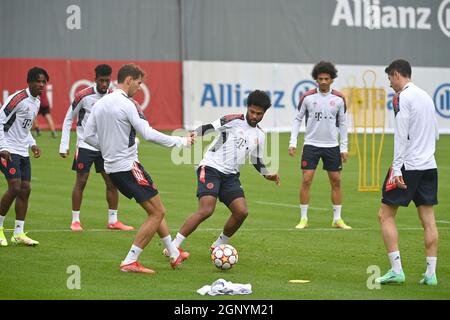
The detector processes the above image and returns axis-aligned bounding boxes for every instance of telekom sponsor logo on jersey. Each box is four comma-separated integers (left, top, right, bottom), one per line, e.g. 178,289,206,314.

331,0,450,38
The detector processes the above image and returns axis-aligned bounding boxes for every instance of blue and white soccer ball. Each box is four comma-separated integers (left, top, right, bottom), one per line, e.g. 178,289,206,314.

211,244,238,270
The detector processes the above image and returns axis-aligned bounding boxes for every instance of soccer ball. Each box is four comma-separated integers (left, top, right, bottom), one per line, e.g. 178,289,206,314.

211,244,238,270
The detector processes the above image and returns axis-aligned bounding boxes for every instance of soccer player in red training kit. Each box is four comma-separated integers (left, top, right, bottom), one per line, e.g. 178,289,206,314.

84,64,194,273
289,61,351,230
60,64,133,231
375,59,440,286
167,90,280,254
0,67,49,246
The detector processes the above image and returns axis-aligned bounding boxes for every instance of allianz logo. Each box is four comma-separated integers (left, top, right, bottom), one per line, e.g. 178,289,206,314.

199,81,320,109
434,83,450,118
200,83,286,108
198,81,449,118
199,81,318,109
331,0,450,37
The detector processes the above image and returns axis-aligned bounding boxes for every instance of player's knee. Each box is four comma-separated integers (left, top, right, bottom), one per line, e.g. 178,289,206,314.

423,222,438,234
8,185,21,196
76,179,88,191
377,211,388,224
331,178,341,189
20,185,31,197
377,210,382,222
235,209,248,221
75,173,89,186
153,208,166,220
105,182,117,192
302,178,313,188
198,207,214,219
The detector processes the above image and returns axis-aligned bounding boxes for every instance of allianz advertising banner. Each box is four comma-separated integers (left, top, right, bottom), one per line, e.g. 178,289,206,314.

183,61,450,133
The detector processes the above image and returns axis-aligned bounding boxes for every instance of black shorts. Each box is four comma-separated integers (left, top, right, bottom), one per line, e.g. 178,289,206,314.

72,147,105,173
38,107,50,116
0,154,31,181
197,165,245,207
301,145,342,171
382,166,438,207
109,162,158,203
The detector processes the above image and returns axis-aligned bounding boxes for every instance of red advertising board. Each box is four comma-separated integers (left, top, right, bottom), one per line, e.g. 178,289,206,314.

0,58,182,130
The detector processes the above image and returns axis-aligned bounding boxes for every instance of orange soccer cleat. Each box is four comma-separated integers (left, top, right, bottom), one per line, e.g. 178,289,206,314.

107,221,134,231
170,248,190,268
70,221,83,232
120,261,155,274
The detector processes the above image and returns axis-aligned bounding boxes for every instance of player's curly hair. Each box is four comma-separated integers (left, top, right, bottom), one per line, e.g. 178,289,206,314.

95,64,112,78
246,90,271,111
311,61,338,80
27,67,49,83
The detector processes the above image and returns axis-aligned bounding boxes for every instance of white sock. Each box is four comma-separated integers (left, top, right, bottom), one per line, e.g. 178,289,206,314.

72,211,80,224
333,205,342,221
425,257,437,277
161,235,179,259
300,204,308,220
173,232,186,248
122,244,143,265
212,232,230,247
388,251,402,273
0,215,5,228
14,220,24,235
108,209,118,224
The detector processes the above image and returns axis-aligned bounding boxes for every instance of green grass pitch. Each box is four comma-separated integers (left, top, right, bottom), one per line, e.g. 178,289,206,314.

0,132,449,300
